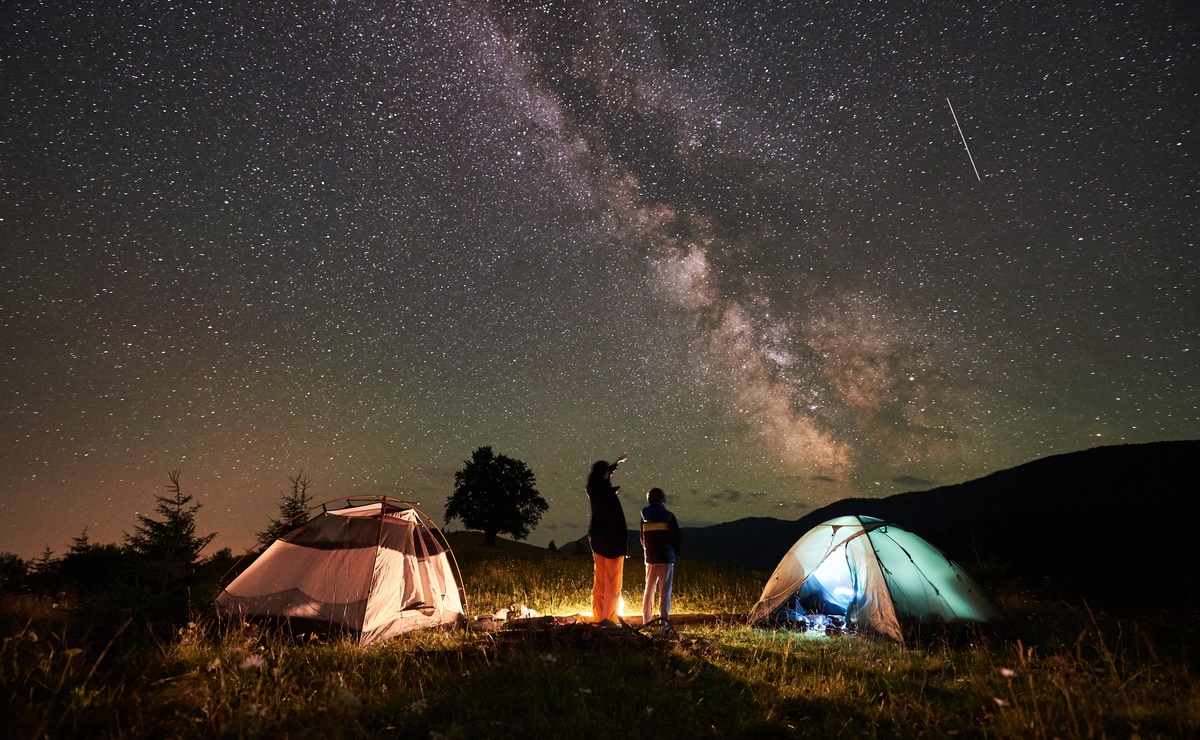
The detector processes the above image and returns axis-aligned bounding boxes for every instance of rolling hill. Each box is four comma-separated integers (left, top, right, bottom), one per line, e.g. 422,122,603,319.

568,440,1199,607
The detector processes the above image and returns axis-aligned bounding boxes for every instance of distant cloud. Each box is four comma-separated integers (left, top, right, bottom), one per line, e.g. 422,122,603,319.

776,500,812,513
706,488,743,507
893,475,936,487
810,475,837,483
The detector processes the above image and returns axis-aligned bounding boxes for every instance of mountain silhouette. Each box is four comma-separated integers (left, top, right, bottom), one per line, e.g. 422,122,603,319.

569,440,1199,607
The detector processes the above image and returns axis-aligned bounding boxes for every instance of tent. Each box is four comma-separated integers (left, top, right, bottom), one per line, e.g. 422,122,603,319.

216,500,464,644
749,515,1002,641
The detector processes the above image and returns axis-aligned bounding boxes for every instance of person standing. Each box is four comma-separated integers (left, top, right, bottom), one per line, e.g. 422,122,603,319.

586,456,627,625
640,487,681,630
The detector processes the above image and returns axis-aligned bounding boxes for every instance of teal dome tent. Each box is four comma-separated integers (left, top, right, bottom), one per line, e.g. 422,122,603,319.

750,515,1003,642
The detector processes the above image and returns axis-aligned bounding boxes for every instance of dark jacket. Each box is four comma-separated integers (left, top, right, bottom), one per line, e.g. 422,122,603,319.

587,477,627,559
640,504,681,564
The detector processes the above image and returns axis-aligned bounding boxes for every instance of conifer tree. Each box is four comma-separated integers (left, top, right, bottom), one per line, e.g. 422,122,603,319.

0,552,29,593
34,545,54,573
125,470,216,593
257,472,314,545
61,526,130,593
28,545,59,593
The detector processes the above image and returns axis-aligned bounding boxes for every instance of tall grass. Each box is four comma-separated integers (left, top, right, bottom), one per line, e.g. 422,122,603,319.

448,532,765,618
4,537,1199,738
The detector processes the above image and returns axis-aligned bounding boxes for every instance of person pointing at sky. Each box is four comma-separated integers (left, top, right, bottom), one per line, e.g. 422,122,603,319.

586,455,627,625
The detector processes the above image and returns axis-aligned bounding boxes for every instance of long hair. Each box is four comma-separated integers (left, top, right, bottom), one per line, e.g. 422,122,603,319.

588,460,611,488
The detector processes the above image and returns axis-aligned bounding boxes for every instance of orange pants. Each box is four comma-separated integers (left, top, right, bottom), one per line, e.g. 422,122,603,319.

591,553,624,624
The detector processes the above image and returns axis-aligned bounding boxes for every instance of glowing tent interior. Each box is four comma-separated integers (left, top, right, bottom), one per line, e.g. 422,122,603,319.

216,500,464,644
749,515,1003,641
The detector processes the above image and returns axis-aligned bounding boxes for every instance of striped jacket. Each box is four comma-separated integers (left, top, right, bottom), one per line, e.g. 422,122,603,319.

640,505,681,564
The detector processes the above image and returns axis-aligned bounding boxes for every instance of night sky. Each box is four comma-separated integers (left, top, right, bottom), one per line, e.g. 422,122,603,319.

3,1,1196,560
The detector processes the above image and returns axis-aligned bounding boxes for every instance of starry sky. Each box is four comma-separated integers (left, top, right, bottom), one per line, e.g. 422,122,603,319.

3,0,1197,560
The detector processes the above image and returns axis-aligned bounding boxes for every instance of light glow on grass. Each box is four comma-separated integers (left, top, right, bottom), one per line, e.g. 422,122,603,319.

6,544,1200,737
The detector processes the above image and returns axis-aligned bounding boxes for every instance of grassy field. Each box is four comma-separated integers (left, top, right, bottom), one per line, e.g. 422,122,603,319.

3,533,1199,738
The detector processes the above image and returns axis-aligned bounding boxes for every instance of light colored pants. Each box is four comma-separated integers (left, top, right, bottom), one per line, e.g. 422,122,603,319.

643,562,674,625
591,553,624,624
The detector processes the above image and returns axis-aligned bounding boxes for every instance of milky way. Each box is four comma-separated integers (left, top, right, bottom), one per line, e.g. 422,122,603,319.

2,0,1196,558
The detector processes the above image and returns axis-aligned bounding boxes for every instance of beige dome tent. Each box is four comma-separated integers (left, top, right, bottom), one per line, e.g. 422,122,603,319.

216,499,464,644
750,515,1002,642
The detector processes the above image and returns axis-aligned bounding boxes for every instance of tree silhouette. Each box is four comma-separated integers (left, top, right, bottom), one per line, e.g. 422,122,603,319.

28,545,59,593
257,471,314,546
125,470,216,597
60,527,130,593
0,552,28,593
445,446,548,547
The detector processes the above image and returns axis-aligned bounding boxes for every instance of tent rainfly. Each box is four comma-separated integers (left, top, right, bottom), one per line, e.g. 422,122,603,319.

216,500,464,644
749,515,1003,641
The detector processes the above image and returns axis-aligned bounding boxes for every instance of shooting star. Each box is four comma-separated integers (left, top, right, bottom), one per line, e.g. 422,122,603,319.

946,98,981,181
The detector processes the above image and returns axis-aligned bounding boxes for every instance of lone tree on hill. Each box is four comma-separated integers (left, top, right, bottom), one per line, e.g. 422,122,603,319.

445,446,548,547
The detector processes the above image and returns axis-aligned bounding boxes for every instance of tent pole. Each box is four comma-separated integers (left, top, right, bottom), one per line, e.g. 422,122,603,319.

404,500,471,620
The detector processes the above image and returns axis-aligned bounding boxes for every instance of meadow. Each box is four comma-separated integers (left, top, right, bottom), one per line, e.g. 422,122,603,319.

3,533,1198,738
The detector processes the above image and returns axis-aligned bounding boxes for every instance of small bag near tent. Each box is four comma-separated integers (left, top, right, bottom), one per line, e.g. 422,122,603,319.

749,515,1003,642
216,500,464,644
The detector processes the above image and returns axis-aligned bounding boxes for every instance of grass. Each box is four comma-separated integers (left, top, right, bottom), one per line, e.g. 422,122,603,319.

446,532,765,618
3,536,1199,738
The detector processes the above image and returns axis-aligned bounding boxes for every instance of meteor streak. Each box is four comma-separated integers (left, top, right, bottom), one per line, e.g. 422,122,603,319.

947,98,981,181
